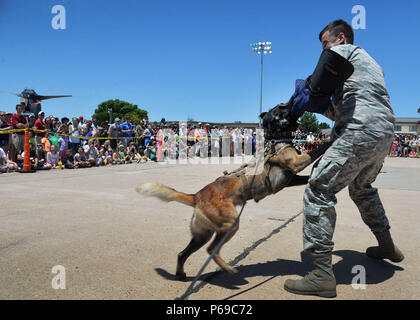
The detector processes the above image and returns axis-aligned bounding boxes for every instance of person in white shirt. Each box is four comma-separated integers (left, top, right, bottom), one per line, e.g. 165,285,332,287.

307,132,315,142
69,117,81,151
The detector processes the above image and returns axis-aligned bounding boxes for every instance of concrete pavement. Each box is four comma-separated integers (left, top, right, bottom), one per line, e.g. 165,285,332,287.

0,157,419,299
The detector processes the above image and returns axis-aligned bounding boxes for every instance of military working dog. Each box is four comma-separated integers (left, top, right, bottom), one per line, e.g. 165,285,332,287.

136,103,331,279
136,137,330,280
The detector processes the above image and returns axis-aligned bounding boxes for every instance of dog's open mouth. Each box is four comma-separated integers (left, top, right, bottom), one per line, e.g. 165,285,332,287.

260,101,297,141
262,118,297,141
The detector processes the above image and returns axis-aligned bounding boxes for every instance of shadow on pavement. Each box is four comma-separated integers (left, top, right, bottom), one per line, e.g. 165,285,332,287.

332,249,404,285
155,249,404,294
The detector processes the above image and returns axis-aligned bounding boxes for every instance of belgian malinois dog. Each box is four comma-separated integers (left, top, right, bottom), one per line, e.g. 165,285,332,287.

136,139,331,280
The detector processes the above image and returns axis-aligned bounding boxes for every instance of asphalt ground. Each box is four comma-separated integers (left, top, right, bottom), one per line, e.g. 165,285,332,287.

0,156,419,300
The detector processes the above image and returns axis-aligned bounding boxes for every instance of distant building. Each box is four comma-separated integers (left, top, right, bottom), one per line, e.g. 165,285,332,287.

165,120,259,130
394,117,420,135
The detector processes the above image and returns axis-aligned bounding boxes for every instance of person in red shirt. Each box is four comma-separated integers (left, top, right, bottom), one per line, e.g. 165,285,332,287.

33,111,46,155
11,104,28,159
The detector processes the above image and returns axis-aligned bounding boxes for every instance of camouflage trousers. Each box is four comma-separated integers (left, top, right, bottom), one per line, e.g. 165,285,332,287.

303,129,393,254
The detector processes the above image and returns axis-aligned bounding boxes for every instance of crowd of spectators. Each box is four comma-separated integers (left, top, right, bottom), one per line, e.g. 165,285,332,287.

1,103,419,173
390,134,420,158
293,130,420,158
0,104,160,173
293,130,329,153
1,105,260,172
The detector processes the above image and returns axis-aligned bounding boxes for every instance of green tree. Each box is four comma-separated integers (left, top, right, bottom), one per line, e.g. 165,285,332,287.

297,112,331,133
297,112,318,133
92,99,148,124
318,122,331,130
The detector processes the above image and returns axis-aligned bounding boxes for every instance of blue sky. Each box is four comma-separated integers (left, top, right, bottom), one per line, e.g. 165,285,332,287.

0,0,419,124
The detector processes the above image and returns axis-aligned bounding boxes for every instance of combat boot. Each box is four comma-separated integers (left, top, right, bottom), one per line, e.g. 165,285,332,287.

284,253,336,298
366,229,404,262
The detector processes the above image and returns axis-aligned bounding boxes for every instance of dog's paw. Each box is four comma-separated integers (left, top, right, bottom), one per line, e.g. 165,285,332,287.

175,271,187,281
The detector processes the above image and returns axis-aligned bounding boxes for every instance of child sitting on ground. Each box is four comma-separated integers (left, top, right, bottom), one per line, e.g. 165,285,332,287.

74,146,91,168
47,145,60,168
112,146,123,165
119,144,132,164
128,142,142,163
105,147,114,165
97,147,106,166
62,149,77,169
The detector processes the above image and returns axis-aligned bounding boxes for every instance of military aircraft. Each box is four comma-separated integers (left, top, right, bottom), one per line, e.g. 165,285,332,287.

0,89,71,119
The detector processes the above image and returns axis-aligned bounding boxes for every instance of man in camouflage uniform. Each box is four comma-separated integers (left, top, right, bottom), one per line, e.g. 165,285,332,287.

281,20,404,298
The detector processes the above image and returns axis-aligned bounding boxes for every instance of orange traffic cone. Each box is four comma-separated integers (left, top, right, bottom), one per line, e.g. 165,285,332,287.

20,126,36,173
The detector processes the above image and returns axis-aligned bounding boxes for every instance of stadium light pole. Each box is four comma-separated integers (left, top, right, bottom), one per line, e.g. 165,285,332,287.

251,41,272,128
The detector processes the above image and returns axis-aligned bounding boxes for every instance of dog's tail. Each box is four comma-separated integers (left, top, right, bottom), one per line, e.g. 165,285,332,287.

136,183,195,207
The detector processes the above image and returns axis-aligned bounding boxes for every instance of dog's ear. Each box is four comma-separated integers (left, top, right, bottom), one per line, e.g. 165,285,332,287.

259,112,267,119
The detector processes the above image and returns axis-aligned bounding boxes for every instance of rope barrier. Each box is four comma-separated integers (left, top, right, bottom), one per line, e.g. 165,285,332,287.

0,128,26,134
